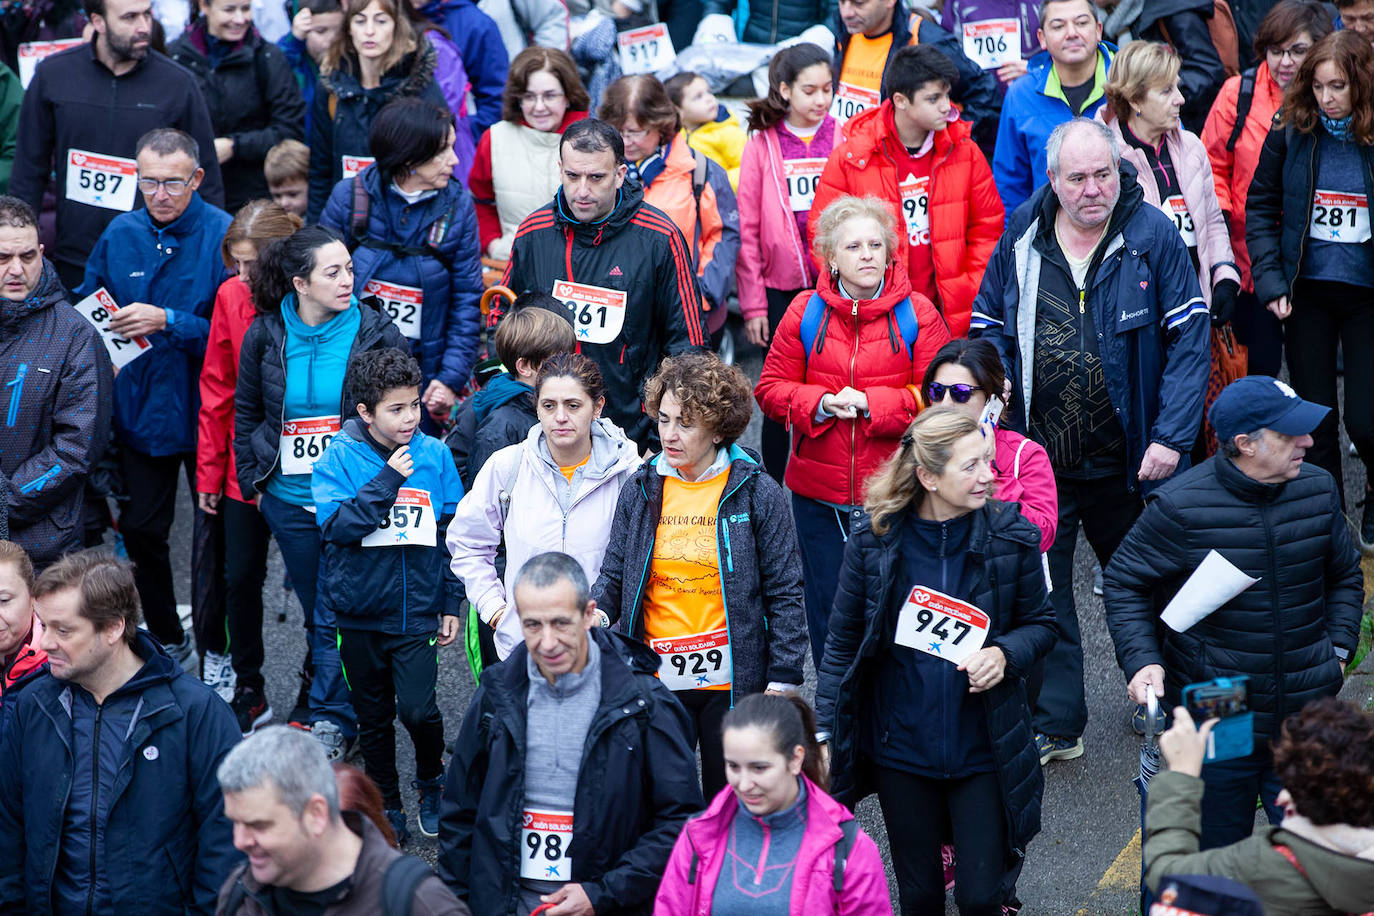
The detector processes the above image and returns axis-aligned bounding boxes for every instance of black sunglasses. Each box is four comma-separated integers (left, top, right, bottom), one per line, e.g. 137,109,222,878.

927,382,983,404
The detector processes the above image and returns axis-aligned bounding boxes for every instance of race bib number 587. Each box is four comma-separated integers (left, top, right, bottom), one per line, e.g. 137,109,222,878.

66,149,138,212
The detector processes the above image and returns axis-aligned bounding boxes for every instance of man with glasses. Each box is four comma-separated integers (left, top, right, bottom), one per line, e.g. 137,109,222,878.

1336,0,1374,45
75,128,231,671
970,118,1209,768
9,0,223,292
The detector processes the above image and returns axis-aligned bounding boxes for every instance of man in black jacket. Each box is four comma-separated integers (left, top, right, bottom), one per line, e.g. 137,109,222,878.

1104,375,1363,851
9,0,224,290
498,119,707,451
438,551,703,916
0,196,112,567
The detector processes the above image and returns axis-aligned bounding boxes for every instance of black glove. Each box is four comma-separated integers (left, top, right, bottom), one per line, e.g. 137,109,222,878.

1211,279,1240,326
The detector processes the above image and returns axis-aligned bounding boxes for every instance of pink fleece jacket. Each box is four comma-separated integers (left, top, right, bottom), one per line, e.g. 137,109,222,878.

653,776,892,915
995,425,1058,553
735,125,820,321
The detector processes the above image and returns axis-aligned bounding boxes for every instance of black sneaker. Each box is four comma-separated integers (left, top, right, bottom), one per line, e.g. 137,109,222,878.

231,688,272,737
1132,703,1169,736
288,671,313,729
414,773,445,837
1361,495,1374,555
386,808,410,846
1035,732,1084,766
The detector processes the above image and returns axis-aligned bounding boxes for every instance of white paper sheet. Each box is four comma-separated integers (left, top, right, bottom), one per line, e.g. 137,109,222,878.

1160,550,1260,633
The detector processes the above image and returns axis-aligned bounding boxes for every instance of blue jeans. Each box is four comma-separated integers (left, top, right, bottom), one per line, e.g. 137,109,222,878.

791,494,859,668
1198,742,1283,850
259,491,356,738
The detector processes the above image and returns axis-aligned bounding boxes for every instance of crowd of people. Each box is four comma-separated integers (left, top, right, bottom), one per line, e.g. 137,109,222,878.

0,0,1373,912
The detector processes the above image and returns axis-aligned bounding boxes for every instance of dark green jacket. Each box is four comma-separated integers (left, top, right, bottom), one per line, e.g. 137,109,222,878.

1144,770,1374,915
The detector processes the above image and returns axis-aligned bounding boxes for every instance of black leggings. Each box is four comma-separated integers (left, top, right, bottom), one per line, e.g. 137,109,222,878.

224,497,273,692
874,765,1007,916
677,689,731,800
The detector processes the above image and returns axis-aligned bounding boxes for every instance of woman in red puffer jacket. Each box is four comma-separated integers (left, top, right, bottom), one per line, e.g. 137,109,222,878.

756,194,950,666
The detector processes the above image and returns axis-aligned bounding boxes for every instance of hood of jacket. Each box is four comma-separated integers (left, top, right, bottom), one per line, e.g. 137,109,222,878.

841,100,971,167
523,415,639,483
552,175,647,243
812,252,916,324
1021,156,1147,245
1273,827,1374,913
0,259,66,330
471,372,532,423
3,614,47,692
1021,42,1117,96
321,42,437,101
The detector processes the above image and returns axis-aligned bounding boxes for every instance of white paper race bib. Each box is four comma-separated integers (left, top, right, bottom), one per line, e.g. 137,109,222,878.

1164,195,1197,248
552,280,627,345
899,173,931,247
650,628,732,691
830,82,880,126
962,18,1020,69
783,158,826,213
362,279,423,340
893,586,989,666
1309,189,1371,244
18,38,82,88
72,288,151,369
66,149,138,212
617,23,675,74
342,155,374,179
520,808,573,882
360,487,436,548
279,416,340,476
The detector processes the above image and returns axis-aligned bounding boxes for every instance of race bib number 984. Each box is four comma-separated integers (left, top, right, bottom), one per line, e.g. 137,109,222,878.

520,809,573,881
893,586,989,666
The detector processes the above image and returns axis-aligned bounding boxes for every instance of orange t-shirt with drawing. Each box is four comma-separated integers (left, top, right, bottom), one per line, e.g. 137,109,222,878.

641,470,732,691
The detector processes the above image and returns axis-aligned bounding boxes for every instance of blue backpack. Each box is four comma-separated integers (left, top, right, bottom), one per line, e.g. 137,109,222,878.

797,292,922,367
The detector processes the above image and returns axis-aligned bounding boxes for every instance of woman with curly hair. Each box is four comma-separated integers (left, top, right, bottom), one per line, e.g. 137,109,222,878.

593,350,808,799
1246,28,1374,536
813,406,1055,914
1145,697,1374,914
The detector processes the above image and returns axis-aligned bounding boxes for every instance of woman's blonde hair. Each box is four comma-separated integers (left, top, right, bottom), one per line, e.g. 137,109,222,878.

864,408,982,535
324,0,419,78
811,195,897,268
1103,40,1181,124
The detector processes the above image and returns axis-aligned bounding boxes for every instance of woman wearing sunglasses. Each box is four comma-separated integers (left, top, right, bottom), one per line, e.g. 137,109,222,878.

922,338,1057,552
756,194,951,667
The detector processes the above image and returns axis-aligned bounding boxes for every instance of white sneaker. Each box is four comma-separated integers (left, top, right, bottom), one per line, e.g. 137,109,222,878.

312,720,346,762
201,651,237,703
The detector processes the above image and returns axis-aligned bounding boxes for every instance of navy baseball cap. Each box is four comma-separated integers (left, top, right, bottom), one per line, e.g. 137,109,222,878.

1209,376,1329,444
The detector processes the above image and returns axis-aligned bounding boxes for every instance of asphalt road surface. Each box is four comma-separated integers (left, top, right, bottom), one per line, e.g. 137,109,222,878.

155,335,1367,915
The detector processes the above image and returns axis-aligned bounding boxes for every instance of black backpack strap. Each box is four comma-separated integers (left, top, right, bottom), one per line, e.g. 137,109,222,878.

1226,66,1258,153
381,854,438,916
832,818,859,893
348,176,370,249
690,149,708,270
221,874,249,913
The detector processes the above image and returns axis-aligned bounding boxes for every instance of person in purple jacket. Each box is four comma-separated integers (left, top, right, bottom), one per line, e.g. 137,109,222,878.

941,0,1040,93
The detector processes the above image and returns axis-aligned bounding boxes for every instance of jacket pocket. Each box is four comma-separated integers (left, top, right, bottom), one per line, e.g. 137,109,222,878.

162,846,191,898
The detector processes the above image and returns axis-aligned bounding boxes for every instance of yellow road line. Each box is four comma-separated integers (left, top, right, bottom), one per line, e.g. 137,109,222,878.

1075,828,1141,915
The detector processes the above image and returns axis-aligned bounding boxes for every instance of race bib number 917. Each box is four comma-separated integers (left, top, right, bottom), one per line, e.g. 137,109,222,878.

893,586,989,666
617,23,675,74
552,280,627,345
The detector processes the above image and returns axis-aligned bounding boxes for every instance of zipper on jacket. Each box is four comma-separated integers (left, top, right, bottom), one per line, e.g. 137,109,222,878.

401,547,408,631
1261,501,1285,736
715,467,751,708
86,702,104,916
626,477,658,638
5,363,27,427
20,464,62,494
849,299,860,507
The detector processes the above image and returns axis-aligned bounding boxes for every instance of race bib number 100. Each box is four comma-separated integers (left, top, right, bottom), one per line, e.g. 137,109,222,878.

829,82,880,126
66,149,138,212
552,280,627,345
520,809,573,882
617,23,675,74
783,158,826,212
1309,189,1372,244
361,488,437,548
893,586,989,666
73,288,151,369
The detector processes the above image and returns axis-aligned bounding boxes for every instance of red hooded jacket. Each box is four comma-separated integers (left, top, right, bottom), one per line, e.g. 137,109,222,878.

755,259,950,507
196,277,256,505
2,614,46,701
811,102,1003,336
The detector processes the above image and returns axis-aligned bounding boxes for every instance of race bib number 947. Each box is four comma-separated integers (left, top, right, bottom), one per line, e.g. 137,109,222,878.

893,586,989,666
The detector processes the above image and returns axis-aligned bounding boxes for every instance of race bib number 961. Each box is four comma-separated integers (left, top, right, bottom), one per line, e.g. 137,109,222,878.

552,280,627,345
894,586,989,666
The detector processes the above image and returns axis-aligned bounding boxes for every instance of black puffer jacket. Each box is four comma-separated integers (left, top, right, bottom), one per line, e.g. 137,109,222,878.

437,627,704,915
1245,122,1374,306
168,23,306,212
307,44,448,221
1104,455,1362,740
1134,0,1224,133
814,500,1055,856
233,300,407,497
0,260,112,565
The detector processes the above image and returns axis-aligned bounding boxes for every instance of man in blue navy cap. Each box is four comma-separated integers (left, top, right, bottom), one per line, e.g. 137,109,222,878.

1103,375,1363,851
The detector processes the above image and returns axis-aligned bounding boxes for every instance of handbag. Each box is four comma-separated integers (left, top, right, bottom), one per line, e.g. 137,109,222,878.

1203,324,1249,456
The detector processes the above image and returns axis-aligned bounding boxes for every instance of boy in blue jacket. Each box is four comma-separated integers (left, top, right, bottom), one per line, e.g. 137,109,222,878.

312,347,464,845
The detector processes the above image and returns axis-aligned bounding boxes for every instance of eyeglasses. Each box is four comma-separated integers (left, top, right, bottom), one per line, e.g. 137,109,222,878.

1266,42,1311,61
520,90,565,107
927,382,983,404
619,127,652,141
136,175,195,196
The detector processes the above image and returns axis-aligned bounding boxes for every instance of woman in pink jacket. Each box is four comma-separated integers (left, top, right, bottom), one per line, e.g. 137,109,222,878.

1097,41,1241,329
654,693,891,916
736,42,837,482
921,339,1057,553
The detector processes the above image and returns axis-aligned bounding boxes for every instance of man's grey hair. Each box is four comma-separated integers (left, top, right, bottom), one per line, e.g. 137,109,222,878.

1219,428,1267,459
514,551,591,612
1046,118,1120,177
217,725,340,820
135,128,200,170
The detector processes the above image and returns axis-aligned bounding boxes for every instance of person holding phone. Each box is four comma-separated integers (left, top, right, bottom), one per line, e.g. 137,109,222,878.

1104,375,1363,851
